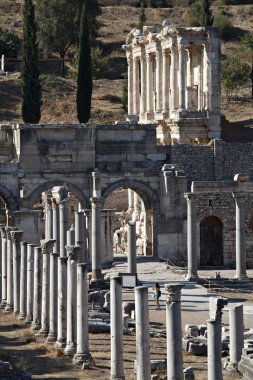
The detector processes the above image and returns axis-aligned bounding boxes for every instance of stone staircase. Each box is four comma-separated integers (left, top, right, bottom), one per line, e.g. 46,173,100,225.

199,277,253,293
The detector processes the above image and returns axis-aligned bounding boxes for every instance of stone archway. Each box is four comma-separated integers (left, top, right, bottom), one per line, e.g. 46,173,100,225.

102,179,159,258
200,216,223,266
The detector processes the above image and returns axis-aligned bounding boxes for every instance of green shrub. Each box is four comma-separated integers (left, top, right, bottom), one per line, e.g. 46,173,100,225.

222,55,250,99
69,46,107,80
213,12,233,40
0,28,20,57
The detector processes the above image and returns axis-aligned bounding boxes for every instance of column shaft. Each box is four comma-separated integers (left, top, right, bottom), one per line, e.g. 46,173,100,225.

135,286,151,380
39,252,50,336
19,241,27,320
74,263,92,366
64,257,77,356
178,42,186,112
229,304,244,365
155,49,162,112
32,247,42,330
127,53,133,114
140,54,146,115
26,244,35,323
165,285,184,380
162,49,170,114
128,221,136,274
75,212,86,262
5,235,13,312
233,194,247,279
133,57,140,115
207,320,222,380
55,256,67,348
146,54,153,114
91,197,102,281
185,194,198,280
1,230,7,308
46,252,59,343
170,45,177,113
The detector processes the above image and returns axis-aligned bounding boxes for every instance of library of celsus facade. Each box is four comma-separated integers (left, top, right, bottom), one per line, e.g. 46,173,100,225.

123,23,221,144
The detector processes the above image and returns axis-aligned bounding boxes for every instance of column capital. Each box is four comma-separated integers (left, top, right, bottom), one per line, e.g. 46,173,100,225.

41,239,56,254
52,198,58,209
133,56,139,64
184,193,197,204
90,196,103,206
146,53,153,63
42,192,52,210
165,284,183,303
51,186,68,204
10,230,23,244
162,48,170,57
209,297,228,322
0,226,7,238
65,244,80,260
232,192,246,203
155,49,162,60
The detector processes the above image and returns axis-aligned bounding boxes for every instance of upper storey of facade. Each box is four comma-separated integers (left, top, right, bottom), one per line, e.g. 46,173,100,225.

123,22,221,145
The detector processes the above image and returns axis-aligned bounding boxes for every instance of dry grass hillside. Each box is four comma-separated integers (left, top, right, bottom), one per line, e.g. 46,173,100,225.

0,1,253,125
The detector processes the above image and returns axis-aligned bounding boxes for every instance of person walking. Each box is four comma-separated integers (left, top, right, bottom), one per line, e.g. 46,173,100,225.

153,282,161,310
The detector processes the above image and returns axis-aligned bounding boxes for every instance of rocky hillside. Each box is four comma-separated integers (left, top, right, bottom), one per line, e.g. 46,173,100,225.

0,2,252,125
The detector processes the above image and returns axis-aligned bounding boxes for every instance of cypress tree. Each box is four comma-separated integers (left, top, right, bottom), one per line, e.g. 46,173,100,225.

202,0,213,27
76,0,92,123
22,0,41,123
137,3,146,31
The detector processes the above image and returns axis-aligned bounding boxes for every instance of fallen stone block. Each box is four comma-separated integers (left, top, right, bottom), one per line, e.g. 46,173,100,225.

184,366,195,380
198,325,207,337
188,341,207,356
185,324,199,337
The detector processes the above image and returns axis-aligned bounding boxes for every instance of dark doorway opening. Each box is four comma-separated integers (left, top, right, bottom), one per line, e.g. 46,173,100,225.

200,216,223,266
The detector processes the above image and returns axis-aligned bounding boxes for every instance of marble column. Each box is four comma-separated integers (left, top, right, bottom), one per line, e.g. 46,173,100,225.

127,189,134,216
170,44,177,113
146,53,153,115
232,193,248,280
110,276,124,380
55,199,68,348
55,256,67,348
31,246,42,331
52,199,60,253
135,286,151,380
133,56,140,115
140,53,146,116
46,252,59,343
165,284,184,380
64,245,79,356
229,304,244,368
59,200,68,258
11,230,23,315
128,221,136,274
75,212,86,263
25,243,35,323
43,193,53,241
73,263,93,366
19,241,27,320
5,228,15,312
91,196,103,283
126,52,133,114
0,227,7,308
184,193,198,281
178,41,186,112
207,297,228,380
155,49,162,113
162,49,170,115
38,239,55,337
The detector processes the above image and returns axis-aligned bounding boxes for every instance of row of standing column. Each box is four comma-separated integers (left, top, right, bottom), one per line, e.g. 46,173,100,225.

184,192,248,281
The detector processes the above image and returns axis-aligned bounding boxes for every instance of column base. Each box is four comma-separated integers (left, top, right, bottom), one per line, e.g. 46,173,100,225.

55,338,66,349
18,313,26,320
0,300,7,309
234,274,248,281
185,272,199,281
224,361,239,372
4,304,13,312
25,315,33,324
64,343,76,356
31,321,41,331
46,332,57,344
37,328,49,337
13,310,19,316
73,352,94,368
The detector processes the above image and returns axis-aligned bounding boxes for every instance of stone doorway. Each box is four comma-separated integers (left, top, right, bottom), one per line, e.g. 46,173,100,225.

200,216,223,266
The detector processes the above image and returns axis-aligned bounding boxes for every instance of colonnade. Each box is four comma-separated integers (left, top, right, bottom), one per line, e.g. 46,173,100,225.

184,192,249,281
125,34,212,121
